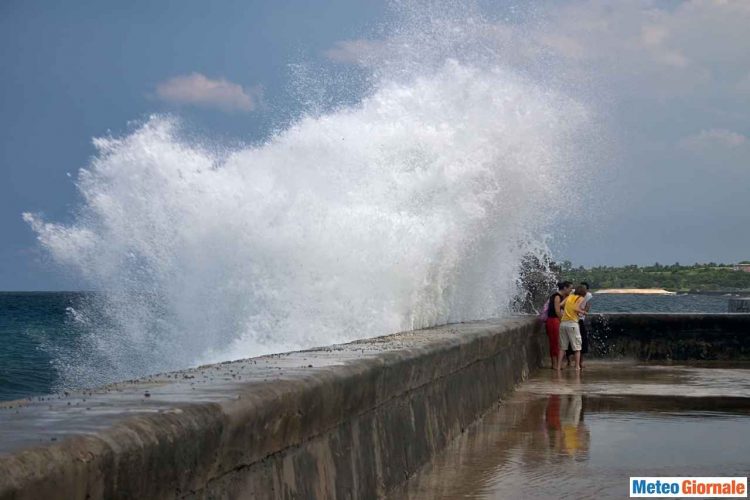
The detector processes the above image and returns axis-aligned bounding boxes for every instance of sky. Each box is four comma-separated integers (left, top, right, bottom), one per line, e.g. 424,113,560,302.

1,0,749,290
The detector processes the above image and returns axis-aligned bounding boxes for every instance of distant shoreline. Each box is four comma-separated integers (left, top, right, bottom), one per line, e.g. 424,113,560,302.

563,263,750,295
595,288,676,295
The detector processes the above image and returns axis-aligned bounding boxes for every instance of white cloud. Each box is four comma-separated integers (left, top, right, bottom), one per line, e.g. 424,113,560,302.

155,73,261,113
679,128,748,152
325,1,750,100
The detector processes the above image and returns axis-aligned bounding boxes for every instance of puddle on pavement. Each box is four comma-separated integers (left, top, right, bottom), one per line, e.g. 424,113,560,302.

391,361,750,499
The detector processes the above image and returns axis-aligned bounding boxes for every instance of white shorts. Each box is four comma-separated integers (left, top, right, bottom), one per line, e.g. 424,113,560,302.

559,321,582,352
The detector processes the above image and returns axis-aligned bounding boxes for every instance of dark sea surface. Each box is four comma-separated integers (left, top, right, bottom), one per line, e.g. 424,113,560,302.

590,292,738,313
0,292,743,402
0,292,88,402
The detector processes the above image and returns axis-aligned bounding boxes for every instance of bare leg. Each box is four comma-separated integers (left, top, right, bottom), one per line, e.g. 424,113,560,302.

574,351,581,370
557,350,565,371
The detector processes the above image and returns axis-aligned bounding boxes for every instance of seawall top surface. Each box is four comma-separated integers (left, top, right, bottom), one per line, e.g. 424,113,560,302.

0,316,534,456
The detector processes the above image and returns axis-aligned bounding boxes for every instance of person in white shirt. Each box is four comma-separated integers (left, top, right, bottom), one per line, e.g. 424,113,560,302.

565,282,593,367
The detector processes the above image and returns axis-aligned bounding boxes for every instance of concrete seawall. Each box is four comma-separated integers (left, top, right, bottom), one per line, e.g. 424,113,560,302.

728,297,750,313
588,313,750,360
0,317,544,500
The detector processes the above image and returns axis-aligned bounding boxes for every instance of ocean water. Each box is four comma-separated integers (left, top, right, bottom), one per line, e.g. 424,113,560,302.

0,292,85,401
0,292,738,402
590,293,737,313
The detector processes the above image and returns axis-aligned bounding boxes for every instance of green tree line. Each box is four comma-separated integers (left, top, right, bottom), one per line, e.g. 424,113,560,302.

559,261,750,292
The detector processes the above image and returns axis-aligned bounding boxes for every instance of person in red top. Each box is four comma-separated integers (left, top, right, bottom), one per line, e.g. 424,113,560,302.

545,281,572,370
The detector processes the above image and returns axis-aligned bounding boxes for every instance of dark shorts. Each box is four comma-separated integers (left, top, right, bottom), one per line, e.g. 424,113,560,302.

566,319,589,355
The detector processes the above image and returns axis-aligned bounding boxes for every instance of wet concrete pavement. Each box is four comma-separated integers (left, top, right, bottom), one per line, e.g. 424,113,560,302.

392,361,750,499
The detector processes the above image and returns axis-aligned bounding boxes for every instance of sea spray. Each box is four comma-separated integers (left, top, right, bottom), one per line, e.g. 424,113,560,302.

25,5,595,388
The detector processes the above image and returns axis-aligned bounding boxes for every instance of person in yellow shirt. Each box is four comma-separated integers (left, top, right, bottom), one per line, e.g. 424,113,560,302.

558,286,588,370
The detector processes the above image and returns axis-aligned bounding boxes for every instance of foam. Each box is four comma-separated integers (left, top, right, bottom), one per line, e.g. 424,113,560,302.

25,5,593,387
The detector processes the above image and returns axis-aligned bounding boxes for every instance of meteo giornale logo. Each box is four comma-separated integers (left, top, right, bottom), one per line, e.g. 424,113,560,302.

630,477,747,498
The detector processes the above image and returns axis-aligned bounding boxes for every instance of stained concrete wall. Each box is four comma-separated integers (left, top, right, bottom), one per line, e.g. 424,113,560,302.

0,317,544,500
588,313,750,360
728,298,750,313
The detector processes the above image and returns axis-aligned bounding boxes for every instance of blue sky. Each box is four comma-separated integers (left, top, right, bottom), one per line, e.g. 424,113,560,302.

2,0,750,290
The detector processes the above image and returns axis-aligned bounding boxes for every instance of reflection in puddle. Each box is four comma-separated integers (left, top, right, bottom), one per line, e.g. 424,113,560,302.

391,362,750,499
545,394,590,460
